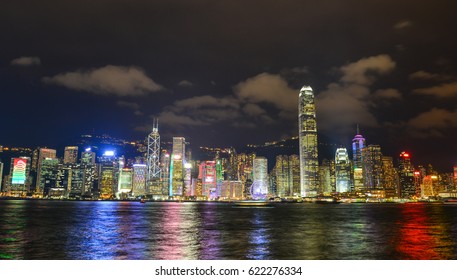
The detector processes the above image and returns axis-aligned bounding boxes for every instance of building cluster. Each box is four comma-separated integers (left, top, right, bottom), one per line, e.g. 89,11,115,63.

1,86,456,201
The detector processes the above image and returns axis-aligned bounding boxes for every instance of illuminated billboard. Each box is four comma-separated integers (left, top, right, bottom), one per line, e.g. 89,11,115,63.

12,158,27,185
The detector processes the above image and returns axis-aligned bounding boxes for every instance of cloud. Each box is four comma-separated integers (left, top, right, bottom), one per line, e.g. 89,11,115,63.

394,20,413,29
373,88,402,100
157,95,243,128
409,70,442,80
340,54,396,85
117,101,143,116
316,84,378,133
414,82,457,98
43,65,165,96
316,55,397,135
10,56,41,66
407,108,457,137
234,73,297,114
178,80,193,87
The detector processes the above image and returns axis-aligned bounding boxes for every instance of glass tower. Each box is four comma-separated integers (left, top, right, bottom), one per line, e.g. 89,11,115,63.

298,85,319,197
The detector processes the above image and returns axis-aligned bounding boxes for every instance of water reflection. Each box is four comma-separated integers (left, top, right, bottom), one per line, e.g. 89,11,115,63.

395,203,454,259
246,211,271,259
0,200,28,259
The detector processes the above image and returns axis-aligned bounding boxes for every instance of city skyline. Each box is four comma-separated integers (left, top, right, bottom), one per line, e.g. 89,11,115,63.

2,1,457,172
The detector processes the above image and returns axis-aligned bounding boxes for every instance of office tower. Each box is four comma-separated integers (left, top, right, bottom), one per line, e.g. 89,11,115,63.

81,148,96,165
118,168,133,199
252,157,268,199
361,145,383,195
335,148,351,193
228,148,239,181
319,159,333,195
68,164,84,198
64,146,79,164
298,85,319,197
352,126,366,193
0,161,3,191
398,151,416,198
147,119,161,195
9,157,31,196
40,158,59,197
184,162,193,197
269,167,277,197
160,152,171,197
382,156,398,198
170,137,186,197
98,151,117,199
53,164,70,198
198,161,217,199
35,148,57,196
289,155,301,196
275,155,290,197
132,164,147,197
216,159,223,197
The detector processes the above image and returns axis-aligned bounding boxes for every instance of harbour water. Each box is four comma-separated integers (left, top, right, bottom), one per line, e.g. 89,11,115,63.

1,200,457,260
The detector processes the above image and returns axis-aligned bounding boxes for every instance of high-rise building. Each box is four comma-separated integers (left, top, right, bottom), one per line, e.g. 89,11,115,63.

381,156,398,198
0,161,3,192
352,126,366,193
64,146,79,164
147,119,161,195
335,148,351,193
132,164,147,197
361,145,383,195
298,85,319,196
40,158,59,197
319,159,334,195
98,151,117,199
81,148,96,165
35,148,57,196
398,151,415,198
198,161,217,199
118,168,133,199
170,137,186,197
275,155,291,197
252,157,268,199
9,157,31,196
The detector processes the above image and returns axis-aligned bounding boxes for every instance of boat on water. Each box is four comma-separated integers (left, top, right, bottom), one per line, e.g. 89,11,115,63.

442,199,457,204
140,198,146,203
232,200,273,207
314,196,341,204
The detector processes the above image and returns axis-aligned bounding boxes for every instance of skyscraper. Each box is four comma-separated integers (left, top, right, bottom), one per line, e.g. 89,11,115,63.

335,148,351,193
398,151,415,198
35,148,57,196
170,137,186,197
9,157,31,196
361,145,383,195
252,157,268,199
147,118,161,195
298,85,319,196
352,126,366,193
64,146,79,164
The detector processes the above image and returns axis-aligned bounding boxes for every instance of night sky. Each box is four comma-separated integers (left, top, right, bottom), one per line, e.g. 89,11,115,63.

1,0,457,171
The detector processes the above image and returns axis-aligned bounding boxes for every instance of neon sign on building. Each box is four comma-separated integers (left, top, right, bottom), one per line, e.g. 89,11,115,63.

12,158,27,185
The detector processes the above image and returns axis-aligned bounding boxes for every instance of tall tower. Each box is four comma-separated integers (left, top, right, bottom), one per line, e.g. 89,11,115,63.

352,126,366,193
298,85,319,197
64,146,79,164
252,157,268,199
335,148,351,193
147,118,161,195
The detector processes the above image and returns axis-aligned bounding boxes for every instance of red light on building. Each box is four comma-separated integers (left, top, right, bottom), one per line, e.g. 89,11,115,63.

414,171,420,176
400,151,410,158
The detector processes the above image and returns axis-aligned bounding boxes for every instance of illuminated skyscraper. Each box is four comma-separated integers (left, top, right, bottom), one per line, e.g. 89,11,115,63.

64,146,79,164
132,164,147,196
298,85,319,196
335,148,351,193
170,137,186,197
275,155,291,197
9,157,31,196
382,156,398,198
118,168,133,199
352,126,366,193
147,118,161,195
198,161,217,198
0,161,3,191
98,151,117,199
398,151,415,198
81,148,96,165
36,148,57,196
252,157,268,199
361,145,383,195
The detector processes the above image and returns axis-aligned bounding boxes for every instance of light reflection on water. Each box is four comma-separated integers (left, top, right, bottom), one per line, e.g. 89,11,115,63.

1,200,457,260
